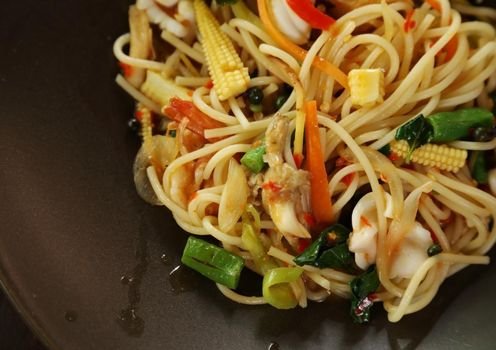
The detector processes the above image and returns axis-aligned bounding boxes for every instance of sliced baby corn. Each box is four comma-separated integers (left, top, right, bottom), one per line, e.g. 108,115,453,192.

194,0,250,101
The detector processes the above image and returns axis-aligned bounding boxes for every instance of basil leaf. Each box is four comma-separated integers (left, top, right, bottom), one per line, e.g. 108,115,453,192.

294,224,353,270
318,244,353,270
395,115,433,162
378,144,391,157
293,232,327,267
349,266,380,324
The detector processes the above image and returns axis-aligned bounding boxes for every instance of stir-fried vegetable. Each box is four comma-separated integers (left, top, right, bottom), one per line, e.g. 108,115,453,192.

395,108,494,158
286,0,335,30
257,0,349,89
163,98,224,139
390,140,467,172
194,0,250,100
241,206,279,274
262,267,303,309
181,236,244,289
141,70,192,106
218,159,249,232
349,266,380,323
427,108,493,142
241,143,266,173
470,151,489,184
305,100,333,224
294,224,354,270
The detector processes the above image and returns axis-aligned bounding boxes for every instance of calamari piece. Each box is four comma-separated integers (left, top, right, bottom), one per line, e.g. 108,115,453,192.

271,0,311,45
389,222,433,279
262,164,311,239
348,192,393,270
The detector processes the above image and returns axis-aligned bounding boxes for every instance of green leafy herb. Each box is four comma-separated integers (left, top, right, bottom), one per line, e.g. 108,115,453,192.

469,151,488,184
294,224,353,270
378,144,391,157
395,114,433,162
349,266,380,324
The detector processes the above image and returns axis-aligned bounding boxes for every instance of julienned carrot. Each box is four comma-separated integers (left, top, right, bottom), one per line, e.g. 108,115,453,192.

443,35,458,63
305,100,333,224
257,0,349,90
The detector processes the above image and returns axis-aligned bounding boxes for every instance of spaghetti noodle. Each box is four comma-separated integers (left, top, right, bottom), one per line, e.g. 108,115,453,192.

114,0,496,323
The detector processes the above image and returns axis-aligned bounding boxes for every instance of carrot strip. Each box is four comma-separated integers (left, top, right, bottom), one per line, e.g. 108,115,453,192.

443,35,458,63
304,100,333,224
257,0,349,90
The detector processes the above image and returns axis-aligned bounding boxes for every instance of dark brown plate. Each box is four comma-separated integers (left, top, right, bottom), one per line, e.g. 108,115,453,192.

1,0,496,349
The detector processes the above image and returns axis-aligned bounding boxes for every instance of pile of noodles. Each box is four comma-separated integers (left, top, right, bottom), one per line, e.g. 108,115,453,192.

114,0,496,322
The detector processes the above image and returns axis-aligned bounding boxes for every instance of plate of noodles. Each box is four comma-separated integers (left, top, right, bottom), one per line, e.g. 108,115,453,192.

1,0,496,349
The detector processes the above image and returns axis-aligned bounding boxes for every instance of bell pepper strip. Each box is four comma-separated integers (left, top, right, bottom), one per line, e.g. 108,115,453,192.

181,236,244,289
403,9,416,33
286,0,335,31
262,267,303,309
162,98,224,140
118,61,133,78
257,0,349,90
305,100,333,224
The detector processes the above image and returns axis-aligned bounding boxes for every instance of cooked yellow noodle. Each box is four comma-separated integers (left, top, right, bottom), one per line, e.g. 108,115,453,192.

115,0,496,323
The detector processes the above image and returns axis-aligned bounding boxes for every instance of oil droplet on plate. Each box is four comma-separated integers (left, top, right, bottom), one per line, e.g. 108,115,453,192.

268,342,280,350
65,311,78,322
168,265,200,293
160,254,170,266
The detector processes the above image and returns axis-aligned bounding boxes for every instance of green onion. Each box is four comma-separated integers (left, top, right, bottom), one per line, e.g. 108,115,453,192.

240,144,266,173
181,236,244,289
395,108,495,158
241,205,278,274
241,224,278,274
262,267,303,309
469,151,489,184
427,243,443,257
427,108,493,143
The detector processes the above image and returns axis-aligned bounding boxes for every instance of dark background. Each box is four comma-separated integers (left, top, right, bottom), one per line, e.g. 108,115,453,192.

0,291,45,349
